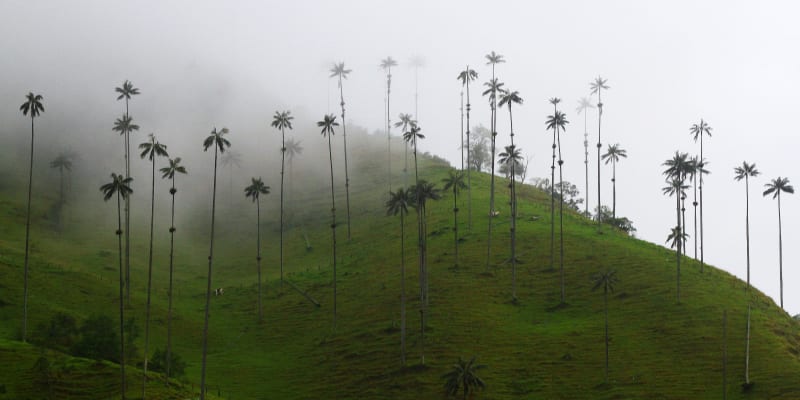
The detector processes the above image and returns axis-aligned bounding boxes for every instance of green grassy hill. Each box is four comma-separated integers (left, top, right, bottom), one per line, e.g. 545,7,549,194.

1,136,799,399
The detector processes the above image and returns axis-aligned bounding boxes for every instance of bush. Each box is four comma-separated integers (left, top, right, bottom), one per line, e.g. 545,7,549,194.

71,315,118,363
148,348,187,378
33,312,78,352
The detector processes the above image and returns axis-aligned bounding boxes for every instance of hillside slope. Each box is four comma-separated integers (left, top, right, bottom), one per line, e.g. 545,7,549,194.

1,135,799,399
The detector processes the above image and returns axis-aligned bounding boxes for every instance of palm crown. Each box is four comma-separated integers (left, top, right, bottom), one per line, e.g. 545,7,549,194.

590,76,610,95
271,110,294,132
662,178,689,198
602,144,627,164
113,114,140,137
20,92,45,117
482,78,505,102
100,173,133,201
285,138,303,159
115,80,140,101
763,177,794,199
498,89,523,109
734,161,759,181
592,270,618,294
485,51,505,66
456,67,478,86
385,187,411,217
442,356,486,398
394,113,416,131
666,226,689,249
244,177,270,201
203,127,231,153
498,145,522,166
221,150,243,169
402,123,424,147
318,114,339,137
442,170,468,193
545,110,569,133
690,119,712,141
329,62,351,82
139,133,169,161
50,153,73,171
576,97,595,114
662,152,691,179
409,179,441,207
160,157,187,179
380,57,398,71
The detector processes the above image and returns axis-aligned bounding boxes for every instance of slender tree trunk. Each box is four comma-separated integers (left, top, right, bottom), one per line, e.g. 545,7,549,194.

327,133,338,328
59,168,64,206
166,178,177,383
550,129,556,273
465,71,472,230
460,91,464,170
745,304,751,385
125,99,131,305
257,197,263,322
412,136,424,364
596,91,603,223
338,78,352,241
142,156,157,399
558,127,565,304
400,213,406,365
693,172,698,260
612,160,616,219
387,68,392,193
778,193,783,309
745,177,751,289
280,128,285,285
453,187,459,267
510,105,517,301
604,289,609,383
584,110,589,216
676,194,682,304
699,135,705,273
722,310,727,400
486,65,496,271
116,192,126,400
200,146,220,400
22,116,34,342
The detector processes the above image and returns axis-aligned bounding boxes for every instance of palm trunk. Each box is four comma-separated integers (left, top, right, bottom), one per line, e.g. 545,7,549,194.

745,304,751,385
166,177,177,383
327,133,338,328
676,194,682,304
745,176,751,289
387,69,392,193
22,116,34,342
611,160,616,219
699,135,705,273
125,98,131,305
465,71,472,230
693,172,698,260
558,127,565,304
550,128,556,273
412,136,424,365
400,212,406,366
453,187,459,266
486,65,496,271
722,310,727,400
584,110,589,216
604,289,609,383
510,105,517,301
777,193,783,309
338,78,352,241
460,91,464,170
116,191,127,400
59,168,64,205
596,91,603,223
257,197,263,322
199,145,220,400
280,128,286,285
142,156,157,399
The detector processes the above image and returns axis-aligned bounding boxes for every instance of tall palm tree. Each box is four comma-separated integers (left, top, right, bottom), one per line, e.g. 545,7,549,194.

457,67,478,228
763,177,794,310
499,145,522,301
100,172,133,399
271,110,294,285
50,153,73,206
546,107,569,304
590,77,609,222
381,57,398,191
403,123,425,301
664,178,688,303
442,170,467,267
410,179,441,365
112,113,139,303
220,150,242,205
159,157,186,383
395,113,416,186
200,126,231,399
601,144,627,219
330,62,353,240
409,55,425,119
592,269,618,384
734,162,759,290
318,114,340,328
284,138,303,208
688,156,709,260
690,119,712,271
482,77,504,270
115,80,140,304
385,187,411,365
663,152,692,257
245,177,270,322
576,97,595,216
19,92,44,343
138,134,168,398
442,356,486,400
546,99,560,275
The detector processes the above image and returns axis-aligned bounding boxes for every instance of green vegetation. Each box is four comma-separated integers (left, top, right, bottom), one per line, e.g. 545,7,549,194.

1,134,800,399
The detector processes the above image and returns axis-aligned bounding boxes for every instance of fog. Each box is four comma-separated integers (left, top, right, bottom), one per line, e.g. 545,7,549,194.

2,0,800,314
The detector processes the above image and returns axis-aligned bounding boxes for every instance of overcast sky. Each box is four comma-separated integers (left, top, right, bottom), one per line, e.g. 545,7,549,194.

2,0,800,313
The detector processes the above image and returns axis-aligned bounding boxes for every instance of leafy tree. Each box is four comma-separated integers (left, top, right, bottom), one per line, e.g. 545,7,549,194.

592,270,618,384
318,114,340,328
763,177,794,309
19,92,44,343
663,177,688,303
734,162,759,290
34,312,78,352
385,187,411,365
690,119,712,272
148,348,187,379
200,127,231,399
499,145,522,300
381,57,398,191
159,157,186,382
546,106,569,304
590,77,609,222
442,170,467,267
272,110,294,284
100,172,132,399
72,315,119,362
245,177,270,322
482,77,505,270
457,66,478,228
137,134,168,398
115,81,140,304
576,97,595,215
601,144,627,219
442,356,486,399
595,206,636,235
330,62,353,240
467,125,491,172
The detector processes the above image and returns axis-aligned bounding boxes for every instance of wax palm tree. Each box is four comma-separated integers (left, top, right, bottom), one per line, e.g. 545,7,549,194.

498,89,523,146
159,157,186,382
115,80,140,304
381,57,398,191
663,178,688,303
100,172,133,399
138,134,168,398
385,187,411,365
442,356,486,400
220,150,242,206
590,77,609,222
318,114,340,328
592,269,619,384
576,97,595,216
50,153,73,205
409,55,425,118
546,99,560,275
601,144,627,219
285,138,303,208
442,170,467,267
663,152,692,254
690,119,712,271
457,66,478,228
546,107,569,304
688,156,709,260
499,145,522,301
763,177,794,310
271,110,294,285
403,123,425,302
330,62,353,240
395,112,416,187
19,92,44,343
482,77,505,270
200,126,231,399
734,162,759,290
245,177,270,322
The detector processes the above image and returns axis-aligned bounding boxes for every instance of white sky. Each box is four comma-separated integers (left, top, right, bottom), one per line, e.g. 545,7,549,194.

2,0,799,313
